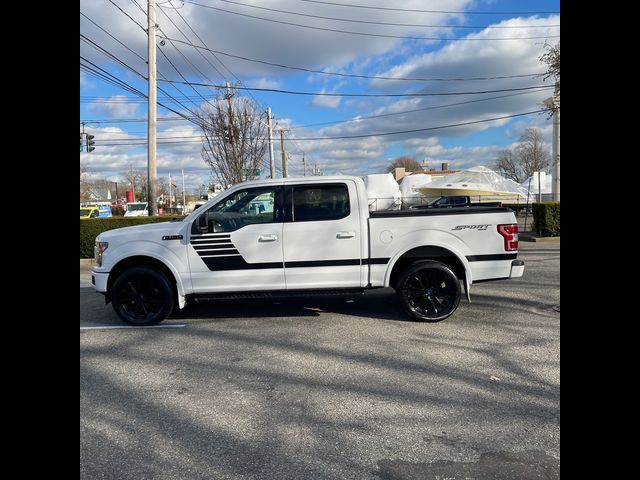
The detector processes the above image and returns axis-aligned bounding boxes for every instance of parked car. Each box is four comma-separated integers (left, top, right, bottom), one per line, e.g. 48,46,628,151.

80,207,99,219
80,204,112,219
124,202,149,217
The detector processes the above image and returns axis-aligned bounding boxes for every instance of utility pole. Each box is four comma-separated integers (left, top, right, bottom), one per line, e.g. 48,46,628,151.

147,0,158,216
302,152,307,176
181,168,186,213
545,85,560,202
275,128,289,177
169,173,173,209
551,83,560,202
130,164,136,200
267,107,276,178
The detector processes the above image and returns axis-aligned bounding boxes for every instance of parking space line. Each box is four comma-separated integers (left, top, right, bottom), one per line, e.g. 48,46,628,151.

80,323,188,330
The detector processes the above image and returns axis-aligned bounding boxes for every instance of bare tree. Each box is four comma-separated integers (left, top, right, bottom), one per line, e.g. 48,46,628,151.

80,162,91,201
540,41,560,94
493,128,550,183
517,128,550,176
385,156,422,173
494,148,524,183
123,167,146,201
200,89,269,186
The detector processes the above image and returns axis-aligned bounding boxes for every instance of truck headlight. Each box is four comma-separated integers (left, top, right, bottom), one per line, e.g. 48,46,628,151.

94,241,109,267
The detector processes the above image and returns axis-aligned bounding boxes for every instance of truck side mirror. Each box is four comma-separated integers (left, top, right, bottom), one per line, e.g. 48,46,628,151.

197,213,208,232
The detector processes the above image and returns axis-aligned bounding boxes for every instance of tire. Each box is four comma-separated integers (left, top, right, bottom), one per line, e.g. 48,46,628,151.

111,266,175,326
396,260,461,322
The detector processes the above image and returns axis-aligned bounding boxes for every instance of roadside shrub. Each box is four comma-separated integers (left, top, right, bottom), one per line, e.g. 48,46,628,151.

532,202,560,237
80,216,184,258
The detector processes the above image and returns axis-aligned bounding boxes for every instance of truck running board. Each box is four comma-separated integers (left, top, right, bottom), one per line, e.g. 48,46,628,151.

188,289,367,303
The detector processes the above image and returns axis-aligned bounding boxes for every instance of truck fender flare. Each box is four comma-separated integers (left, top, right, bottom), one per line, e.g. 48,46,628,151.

110,249,188,303
384,241,472,300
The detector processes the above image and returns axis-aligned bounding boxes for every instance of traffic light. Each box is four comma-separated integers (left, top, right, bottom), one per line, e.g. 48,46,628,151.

80,133,84,152
86,134,95,152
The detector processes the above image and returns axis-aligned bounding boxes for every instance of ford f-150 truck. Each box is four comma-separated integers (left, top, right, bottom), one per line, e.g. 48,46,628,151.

92,176,524,326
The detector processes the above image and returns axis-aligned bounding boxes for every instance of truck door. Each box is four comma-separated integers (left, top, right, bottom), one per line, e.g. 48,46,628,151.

187,185,285,293
282,181,363,289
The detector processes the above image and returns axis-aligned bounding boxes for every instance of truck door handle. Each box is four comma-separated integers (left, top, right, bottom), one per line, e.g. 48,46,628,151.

336,231,356,239
258,234,278,242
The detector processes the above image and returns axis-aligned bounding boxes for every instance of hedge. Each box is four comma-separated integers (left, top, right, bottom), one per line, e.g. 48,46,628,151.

532,202,560,237
80,216,184,258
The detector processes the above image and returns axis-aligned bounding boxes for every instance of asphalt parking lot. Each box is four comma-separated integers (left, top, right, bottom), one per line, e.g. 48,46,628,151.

80,241,560,479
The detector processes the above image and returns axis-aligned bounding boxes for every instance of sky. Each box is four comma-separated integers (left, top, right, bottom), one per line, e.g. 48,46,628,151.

80,0,560,193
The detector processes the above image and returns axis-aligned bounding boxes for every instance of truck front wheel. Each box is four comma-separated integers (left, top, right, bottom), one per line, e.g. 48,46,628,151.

397,260,461,322
111,266,175,326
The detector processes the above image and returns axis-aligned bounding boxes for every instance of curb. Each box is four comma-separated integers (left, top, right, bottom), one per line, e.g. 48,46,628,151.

520,235,560,243
80,258,94,266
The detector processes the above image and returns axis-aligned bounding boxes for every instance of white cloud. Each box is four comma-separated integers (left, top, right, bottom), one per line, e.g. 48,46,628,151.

246,78,281,89
80,72,94,89
310,91,341,109
86,96,140,118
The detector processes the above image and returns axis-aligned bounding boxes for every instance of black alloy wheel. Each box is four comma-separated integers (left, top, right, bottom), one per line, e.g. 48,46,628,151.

111,266,175,326
397,260,461,322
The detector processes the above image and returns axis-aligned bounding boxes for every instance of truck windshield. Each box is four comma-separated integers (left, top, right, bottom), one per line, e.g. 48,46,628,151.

80,208,92,217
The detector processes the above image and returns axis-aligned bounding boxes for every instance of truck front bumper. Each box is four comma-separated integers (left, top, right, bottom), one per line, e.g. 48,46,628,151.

92,270,109,293
510,259,525,278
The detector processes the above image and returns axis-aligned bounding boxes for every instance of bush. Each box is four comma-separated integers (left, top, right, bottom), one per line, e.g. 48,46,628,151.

532,202,560,237
80,216,184,258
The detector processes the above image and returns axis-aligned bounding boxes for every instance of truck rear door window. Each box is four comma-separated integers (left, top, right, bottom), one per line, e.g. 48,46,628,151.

292,184,350,222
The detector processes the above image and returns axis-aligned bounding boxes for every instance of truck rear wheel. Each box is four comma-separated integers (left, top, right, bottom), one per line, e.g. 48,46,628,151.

111,266,175,326
397,260,461,322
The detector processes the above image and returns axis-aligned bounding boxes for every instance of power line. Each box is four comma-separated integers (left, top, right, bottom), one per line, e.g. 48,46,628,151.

157,43,211,106
94,109,549,144
156,9,220,86
80,12,147,63
159,0,226,79
161,36,547,82
80,116,192,123
81,89,543,127
81,58,147,98
135,0,221,110
292,0,560,15
106,0,146,32
156,81,554,97
160,0,270,118
291,90,546,129
88,4,210,125
202,0,560,29
179,1,559,41
79,33,204,121
290,110,550,140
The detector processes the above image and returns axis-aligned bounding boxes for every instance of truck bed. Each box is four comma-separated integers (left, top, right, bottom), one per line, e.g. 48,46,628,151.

368,206,519,287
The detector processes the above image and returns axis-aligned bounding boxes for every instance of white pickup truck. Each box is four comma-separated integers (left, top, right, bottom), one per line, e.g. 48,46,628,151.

92,176,524,326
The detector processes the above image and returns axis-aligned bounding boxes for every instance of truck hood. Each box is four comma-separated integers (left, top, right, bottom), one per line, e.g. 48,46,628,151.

97,221,186,243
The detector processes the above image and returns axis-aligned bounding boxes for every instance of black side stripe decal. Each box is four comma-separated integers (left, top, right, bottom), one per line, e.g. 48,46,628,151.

191,233,231,237
200,257,392,271
466,253,517,262
193,244,235,251
202,257,282,271
190,239,235,245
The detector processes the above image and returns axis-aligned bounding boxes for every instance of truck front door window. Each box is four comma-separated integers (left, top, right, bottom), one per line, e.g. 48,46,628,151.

195,187,278,233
